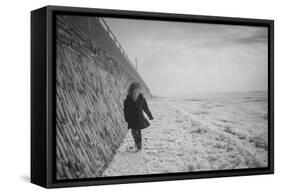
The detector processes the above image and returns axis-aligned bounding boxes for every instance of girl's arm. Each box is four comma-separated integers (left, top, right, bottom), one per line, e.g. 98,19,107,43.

143,97,153,120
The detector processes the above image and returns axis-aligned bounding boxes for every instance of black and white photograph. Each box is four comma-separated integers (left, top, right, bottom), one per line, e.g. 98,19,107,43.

1,0,280,192
55,14,269,180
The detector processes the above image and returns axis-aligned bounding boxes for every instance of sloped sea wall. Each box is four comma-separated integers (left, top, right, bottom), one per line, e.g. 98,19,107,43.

65,15,150,95
56,15,150,179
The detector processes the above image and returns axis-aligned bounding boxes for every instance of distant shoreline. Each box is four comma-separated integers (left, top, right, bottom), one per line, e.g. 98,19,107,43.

151,90,268,100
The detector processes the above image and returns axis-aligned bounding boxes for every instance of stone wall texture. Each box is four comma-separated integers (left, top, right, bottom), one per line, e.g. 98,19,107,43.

56,15,150,179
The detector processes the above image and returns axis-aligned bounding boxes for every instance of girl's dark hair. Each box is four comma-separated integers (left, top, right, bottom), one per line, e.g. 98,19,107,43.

128,82,141,97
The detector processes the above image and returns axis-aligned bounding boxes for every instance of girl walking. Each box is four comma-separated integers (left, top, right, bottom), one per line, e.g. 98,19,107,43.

123,82,154,151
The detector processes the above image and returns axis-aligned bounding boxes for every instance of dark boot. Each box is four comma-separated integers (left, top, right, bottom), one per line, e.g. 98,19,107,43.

136,141,142,150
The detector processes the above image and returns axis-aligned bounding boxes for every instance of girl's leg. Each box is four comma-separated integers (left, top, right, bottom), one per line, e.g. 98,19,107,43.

135,128,142,150
131,128,142,150
131,129,138,149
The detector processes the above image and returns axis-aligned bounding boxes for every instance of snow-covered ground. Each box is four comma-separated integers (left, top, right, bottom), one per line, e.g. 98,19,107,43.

102,91,268,177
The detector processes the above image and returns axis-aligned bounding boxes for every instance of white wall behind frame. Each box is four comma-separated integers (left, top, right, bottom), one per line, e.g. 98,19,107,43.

0,0,278,193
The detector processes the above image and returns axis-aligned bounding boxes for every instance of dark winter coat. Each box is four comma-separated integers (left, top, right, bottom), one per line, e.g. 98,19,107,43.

123,93,153,130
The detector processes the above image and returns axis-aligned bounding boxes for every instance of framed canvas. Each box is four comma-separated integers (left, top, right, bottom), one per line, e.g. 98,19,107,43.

31,5,274,188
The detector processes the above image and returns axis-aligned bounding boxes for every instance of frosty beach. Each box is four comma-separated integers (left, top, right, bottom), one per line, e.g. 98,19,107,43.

103,91,268,176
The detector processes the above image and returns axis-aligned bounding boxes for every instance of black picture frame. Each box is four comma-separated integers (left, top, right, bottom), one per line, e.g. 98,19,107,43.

31,5,274,188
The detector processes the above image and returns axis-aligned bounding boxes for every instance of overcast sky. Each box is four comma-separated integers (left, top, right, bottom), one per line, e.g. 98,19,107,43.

105,18,268,97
